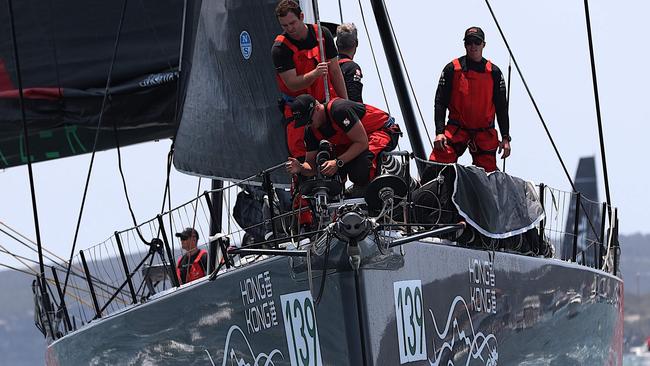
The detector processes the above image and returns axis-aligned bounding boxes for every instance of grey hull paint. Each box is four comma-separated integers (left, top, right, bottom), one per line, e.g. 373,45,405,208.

47,240,623,365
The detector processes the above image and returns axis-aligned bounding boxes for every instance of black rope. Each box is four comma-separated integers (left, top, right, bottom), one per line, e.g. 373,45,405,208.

484,0,603,245
112,121,150,245
583,0,612,222
62,0,130,299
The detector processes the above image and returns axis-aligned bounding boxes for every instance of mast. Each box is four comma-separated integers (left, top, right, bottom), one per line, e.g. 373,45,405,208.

369,0,426,169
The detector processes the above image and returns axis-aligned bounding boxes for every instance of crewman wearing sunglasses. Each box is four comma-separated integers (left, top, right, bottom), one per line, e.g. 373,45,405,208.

429,27,511,172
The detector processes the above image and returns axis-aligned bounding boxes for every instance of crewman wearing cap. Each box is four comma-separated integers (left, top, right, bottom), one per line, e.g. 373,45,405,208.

285,94,399,191
429,26,511,172
174,228,207,284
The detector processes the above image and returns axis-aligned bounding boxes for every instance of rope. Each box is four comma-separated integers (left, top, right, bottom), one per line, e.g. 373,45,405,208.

113,121,150,245
62,0,130,299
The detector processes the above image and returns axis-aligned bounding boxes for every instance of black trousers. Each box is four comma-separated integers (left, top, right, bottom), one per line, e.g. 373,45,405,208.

338,150,373,186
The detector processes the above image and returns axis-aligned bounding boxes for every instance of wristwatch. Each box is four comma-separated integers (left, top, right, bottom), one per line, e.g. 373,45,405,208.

502,135,512,142
335,158,345,168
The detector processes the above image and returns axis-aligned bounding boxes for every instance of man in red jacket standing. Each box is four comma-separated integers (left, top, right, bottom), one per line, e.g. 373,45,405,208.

429,26,511,172
272,0,348,159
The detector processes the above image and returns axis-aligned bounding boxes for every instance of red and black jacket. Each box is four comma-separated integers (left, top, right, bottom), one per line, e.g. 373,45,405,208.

176,249,207,284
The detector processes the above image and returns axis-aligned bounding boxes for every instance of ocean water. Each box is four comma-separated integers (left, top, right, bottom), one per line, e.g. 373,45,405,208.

625,354,650,366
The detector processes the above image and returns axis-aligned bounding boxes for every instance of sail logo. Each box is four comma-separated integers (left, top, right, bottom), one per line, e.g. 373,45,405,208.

240,31,252,60
139,71,177,87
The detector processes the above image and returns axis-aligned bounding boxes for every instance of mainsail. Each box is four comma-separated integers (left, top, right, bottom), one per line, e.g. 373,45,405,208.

174,0,295,184
0,0,182,168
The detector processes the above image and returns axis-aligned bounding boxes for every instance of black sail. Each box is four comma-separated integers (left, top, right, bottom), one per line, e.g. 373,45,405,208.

0,0,183,168
174,0,290,183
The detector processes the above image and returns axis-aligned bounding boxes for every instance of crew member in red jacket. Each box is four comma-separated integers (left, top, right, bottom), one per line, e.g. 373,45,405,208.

272,0,348,159
285,94,399,188
175,228,207,285
429,26,511,172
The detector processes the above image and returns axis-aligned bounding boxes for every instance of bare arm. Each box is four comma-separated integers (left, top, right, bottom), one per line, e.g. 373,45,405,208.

320,123,368,176
277,64,327,92
286,153,318,177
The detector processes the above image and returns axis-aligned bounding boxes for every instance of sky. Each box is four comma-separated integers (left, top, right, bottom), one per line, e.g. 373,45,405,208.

0,0,648,270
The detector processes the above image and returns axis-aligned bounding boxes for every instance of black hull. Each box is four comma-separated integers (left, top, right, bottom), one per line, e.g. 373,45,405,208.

47,240,623,365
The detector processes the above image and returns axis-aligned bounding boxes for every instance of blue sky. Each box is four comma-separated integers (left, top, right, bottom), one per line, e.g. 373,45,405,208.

1,0,647,266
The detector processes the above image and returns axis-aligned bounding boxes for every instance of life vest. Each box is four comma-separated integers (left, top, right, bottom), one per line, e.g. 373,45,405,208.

176,249,207,284
448,58,495,129
338,57,352,65
274,24,337,101
311,98,389,155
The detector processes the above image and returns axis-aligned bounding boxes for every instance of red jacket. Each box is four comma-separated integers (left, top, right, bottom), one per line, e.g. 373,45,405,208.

176,249,207,284
310,98,389,155
274,24,337,101
448,58,495,129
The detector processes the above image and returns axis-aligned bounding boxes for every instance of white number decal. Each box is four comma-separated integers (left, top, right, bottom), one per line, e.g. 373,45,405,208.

394,280,427,364
280,291,323,366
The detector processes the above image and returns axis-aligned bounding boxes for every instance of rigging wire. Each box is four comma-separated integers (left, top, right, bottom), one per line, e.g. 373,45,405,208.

582,0,612,223
62,0,131,299
5,0,47,289
483,0,603,245
355,0,391,114
483,0,573,188
382,1,435,151
503,57,512,173
0,262,34,276
5,0,57,337
0,221,70,267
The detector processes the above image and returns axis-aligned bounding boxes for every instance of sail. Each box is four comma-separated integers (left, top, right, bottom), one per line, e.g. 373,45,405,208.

0,0,183,169
174,0,291,183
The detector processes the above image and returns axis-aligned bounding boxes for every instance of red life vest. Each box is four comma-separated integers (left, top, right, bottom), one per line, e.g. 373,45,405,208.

338,57,352,65
448,58,495,129
274,24,337,101
311,98,389,155
176,249,207,284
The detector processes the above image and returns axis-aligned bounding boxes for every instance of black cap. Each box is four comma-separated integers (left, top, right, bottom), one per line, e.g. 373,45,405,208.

463,26,485,42
175,227,199,241
291,94,317,128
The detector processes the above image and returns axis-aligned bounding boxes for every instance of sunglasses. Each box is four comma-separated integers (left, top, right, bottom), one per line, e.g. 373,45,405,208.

464,38,483,46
